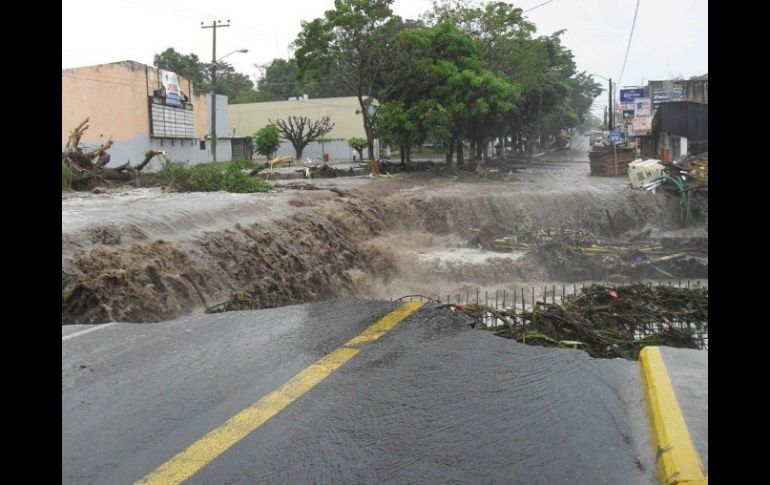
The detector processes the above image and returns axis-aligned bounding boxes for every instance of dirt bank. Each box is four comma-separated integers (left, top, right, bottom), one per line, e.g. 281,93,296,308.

62,157,707,324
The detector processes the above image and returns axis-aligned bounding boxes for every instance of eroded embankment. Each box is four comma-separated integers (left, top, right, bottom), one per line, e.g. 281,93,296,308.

62,180,703,324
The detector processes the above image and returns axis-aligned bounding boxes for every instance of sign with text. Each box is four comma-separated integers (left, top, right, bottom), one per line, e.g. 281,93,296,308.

620,87,645,103
609,130,622,143
634,97,652,117
652,90,670,109
161,70,183,108
631,115,652,136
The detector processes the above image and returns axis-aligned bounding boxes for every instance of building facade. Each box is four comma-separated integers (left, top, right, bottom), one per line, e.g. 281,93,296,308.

229,96,375,160
647,79,708,110
626,78,708,160
62,60,232,170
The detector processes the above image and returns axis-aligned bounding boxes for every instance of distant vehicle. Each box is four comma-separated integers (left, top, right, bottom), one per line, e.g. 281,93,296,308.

589,130,606,148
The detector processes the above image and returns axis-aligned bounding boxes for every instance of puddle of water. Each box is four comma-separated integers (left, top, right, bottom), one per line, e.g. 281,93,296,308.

416,247,526,265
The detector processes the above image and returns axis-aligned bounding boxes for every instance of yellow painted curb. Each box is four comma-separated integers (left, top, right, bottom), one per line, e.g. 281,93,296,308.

639,347,707,485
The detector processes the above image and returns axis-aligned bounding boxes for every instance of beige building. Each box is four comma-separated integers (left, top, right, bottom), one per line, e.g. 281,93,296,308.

230,96,373,160
62,60,231,168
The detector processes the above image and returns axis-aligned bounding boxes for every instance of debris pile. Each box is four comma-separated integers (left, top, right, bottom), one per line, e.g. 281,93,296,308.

451,283,708,359
632,153,708,225
473,223,706,280
63,118,167,190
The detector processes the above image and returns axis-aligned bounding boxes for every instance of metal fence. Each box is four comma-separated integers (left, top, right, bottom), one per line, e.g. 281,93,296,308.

393,279,708,351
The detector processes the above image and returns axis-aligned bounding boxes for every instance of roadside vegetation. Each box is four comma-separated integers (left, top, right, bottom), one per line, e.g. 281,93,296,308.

147,160,270,193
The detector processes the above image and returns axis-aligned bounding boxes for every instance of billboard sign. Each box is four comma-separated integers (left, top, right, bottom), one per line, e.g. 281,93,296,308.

161,70,184,108
631,115,652,136
634,97,652,117
672,84,684,100
652,89,670,109
620,87,645,103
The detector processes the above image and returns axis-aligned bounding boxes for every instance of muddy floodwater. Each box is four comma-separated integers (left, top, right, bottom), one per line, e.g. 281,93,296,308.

62,144,707,324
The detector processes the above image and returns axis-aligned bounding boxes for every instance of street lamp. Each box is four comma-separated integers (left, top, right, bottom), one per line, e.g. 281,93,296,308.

210,48,248,162
590,74,614,131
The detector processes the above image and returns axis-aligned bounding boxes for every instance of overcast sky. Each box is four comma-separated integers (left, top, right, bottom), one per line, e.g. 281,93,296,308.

62,0,707,115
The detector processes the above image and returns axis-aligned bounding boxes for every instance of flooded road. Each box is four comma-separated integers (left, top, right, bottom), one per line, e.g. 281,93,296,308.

62,138,707,324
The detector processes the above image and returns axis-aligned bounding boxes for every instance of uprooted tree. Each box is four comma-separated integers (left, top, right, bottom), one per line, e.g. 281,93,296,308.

270,115,334,160
63,118,168,189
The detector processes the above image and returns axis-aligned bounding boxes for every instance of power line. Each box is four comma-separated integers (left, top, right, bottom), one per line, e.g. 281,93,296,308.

524,0,555,13
617,0,641,87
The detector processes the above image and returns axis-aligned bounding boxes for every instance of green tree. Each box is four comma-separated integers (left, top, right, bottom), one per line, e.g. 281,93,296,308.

376,21,518,167
294,0,401,161
257,59,304,100
257,58,354,100
153,48,208,94
426,3,601,151
208,62,255,100
347,137,368,159
373,21,475,164
271,116,335,159
231,90,278,104
253,125,281,160
153,47,265,104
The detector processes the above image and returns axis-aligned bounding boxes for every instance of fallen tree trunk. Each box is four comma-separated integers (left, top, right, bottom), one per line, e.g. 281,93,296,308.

63,118,167,188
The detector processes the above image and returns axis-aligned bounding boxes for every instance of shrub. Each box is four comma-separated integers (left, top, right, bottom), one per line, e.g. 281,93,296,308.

253,124,281,160
348,137,367,159
222,165,271,193
149,159,271,193
152,160,191,191
187,164,225,191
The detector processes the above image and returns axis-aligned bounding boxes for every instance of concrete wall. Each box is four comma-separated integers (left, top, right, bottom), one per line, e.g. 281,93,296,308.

203,94,231,138
62,60,228,169
263,140,357,162
229,97,368,140
63,61,155,144
65,134,230,172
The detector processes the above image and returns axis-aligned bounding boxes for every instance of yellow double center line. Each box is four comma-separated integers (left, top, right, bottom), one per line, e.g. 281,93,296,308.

138,301,425,484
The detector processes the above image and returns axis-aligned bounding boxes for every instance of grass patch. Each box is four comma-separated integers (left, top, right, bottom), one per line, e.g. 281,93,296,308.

148,160,271,193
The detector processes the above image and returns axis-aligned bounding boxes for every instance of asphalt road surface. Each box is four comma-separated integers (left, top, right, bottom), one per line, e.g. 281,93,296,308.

63,299,656,484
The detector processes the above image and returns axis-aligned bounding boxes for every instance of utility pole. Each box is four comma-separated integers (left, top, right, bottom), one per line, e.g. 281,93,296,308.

608,78,614,132
202,20,230,163
603,107,608,130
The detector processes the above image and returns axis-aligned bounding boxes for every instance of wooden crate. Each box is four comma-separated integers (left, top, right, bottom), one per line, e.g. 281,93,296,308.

588,148,636,176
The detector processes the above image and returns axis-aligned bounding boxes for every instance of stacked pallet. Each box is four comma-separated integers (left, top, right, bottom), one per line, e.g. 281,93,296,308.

588,147,636,176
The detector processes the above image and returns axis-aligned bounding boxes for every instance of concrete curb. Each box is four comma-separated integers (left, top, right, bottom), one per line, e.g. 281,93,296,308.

639,347,707,485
